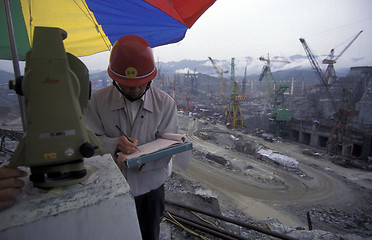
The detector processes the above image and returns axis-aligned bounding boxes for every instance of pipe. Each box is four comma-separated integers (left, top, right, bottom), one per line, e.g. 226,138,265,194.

3,0,26,130
166,210,249,240
166,199,299,240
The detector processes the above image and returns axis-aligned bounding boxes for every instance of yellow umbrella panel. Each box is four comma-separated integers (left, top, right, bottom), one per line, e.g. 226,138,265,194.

1,0,111,61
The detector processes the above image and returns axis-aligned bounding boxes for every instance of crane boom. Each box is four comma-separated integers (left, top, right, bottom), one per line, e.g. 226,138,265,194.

299,38,338,112
323,30,363,64
299,39,326,84
335,30,363,61
208,57,228,99
321,31,363,84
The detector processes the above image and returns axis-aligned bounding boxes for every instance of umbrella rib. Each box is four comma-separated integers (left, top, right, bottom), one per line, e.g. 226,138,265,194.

170,6,186,27
73,0,95,24
27,0,33,45
73,0,112,50
162,1,187,27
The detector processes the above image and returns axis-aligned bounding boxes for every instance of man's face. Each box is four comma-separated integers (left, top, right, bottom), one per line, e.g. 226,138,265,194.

118,82,148,101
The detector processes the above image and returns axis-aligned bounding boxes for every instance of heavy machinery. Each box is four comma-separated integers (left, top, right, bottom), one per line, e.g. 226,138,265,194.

208,56,228,100
8,26,104,188
226,58,247,129
322,30,363,84
259,54,291,136
299,38,359,157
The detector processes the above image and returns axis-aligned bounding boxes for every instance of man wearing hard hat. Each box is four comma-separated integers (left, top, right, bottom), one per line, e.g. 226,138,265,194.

85,35,178,240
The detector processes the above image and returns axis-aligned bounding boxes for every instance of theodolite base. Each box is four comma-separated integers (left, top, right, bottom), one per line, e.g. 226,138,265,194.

29,159,88,188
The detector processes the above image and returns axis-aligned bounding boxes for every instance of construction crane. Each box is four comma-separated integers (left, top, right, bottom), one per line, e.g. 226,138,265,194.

259,54,290,99
259,54,291,136
299,38,359,157
208,57,228,100
299,38,338,110
322,30,363,84
226,58,247,129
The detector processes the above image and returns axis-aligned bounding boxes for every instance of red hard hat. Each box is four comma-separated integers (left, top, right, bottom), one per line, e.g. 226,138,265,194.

108,35,157,87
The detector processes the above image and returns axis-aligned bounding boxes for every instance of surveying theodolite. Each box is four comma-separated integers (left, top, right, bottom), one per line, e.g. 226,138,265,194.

8,26,105,188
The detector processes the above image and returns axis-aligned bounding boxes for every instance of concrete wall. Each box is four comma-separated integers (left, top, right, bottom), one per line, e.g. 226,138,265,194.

288,120,371,159
0,154,142,240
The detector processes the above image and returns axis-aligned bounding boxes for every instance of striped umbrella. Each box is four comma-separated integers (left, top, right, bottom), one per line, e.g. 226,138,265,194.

1,0,215,130
1,0,216,61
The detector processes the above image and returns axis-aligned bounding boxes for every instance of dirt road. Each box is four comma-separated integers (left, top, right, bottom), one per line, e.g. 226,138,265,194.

175,115,372,228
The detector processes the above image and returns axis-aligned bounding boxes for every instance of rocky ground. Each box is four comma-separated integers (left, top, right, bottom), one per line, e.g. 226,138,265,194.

159,114,372,240
1,111,372,240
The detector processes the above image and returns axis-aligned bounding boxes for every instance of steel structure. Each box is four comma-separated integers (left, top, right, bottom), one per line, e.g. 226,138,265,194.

259,54,291,136
299,38,359,157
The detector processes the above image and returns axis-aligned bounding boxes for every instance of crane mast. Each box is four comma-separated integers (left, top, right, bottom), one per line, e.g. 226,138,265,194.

226,58,246,128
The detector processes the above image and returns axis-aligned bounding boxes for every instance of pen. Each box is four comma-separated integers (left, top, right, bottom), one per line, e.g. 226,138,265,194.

116,125,141,152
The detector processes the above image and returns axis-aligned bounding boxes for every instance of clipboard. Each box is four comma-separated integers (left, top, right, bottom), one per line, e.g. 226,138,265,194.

126,142,193,168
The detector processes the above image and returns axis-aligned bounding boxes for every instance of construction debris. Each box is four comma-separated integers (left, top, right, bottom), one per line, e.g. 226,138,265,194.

256,148,299,169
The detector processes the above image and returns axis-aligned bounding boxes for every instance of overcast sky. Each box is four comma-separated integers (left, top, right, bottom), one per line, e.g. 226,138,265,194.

78,0,372,72
157,0,371,59
1,0,371,74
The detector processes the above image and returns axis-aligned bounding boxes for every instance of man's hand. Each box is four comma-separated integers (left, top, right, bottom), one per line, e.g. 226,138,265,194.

117,153,129,168
117,153,144,170
0,165,27,211
117,136,139,154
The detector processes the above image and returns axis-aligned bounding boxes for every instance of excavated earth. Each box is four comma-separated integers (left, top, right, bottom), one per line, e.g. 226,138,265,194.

161,114,372,240
1,110,372,240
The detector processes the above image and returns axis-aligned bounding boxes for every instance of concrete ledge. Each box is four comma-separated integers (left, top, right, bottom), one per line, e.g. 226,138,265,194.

0,154,141,240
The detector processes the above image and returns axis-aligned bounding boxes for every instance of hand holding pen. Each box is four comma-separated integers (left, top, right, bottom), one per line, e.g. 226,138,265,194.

116,125,141,153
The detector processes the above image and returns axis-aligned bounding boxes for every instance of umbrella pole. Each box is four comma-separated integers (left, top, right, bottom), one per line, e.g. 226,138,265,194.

4,0,26,131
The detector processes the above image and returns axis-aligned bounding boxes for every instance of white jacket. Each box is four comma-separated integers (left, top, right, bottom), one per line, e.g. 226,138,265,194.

84,84,178,196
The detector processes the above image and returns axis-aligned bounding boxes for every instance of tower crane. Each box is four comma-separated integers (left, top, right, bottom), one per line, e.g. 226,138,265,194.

259,54,291,136
226,58,247,129
299,38,359,157
322,30,363,84
259,54,290,99
208,57,228,100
